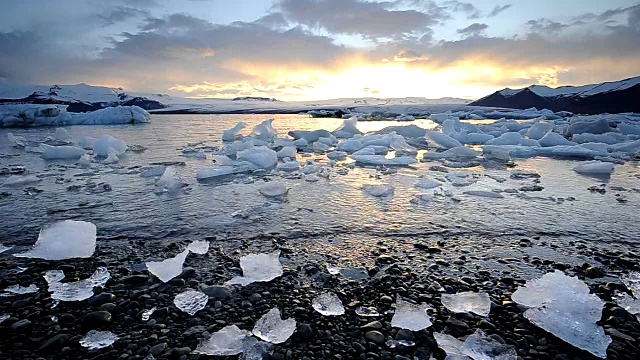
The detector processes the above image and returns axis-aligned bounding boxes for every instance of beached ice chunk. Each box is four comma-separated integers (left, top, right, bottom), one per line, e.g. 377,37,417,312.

80,330,118,350
227,251,283,286
93,135,127,156
0,314,10,324
259,182,289,198
612,292,640,321
621,271,640,298
44,267,110,302
391,296,432,331
223,122,247,141
142,307,156,321
414,178,443,190
174,289,208,315
2,175,41,187
252,308,296,344
4,284,38,295
146,249,189,283
433,332,467,359
237,146,278,169
461,329,517,360
573,161,614,175
363,184,394,197
187,240,210,254
355,306,380,317
312,292,345,316
240,341,274,360
194,325,257,356
42,144,86,160
511,270,611,358
250,119,277,140
15,220,96,260
441,292,491,316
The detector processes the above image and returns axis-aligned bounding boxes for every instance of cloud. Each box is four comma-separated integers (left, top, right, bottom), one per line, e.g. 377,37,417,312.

444,1,511,19
488,4,512,17
526,18,568,35
99,6,150,26
457,23,489,37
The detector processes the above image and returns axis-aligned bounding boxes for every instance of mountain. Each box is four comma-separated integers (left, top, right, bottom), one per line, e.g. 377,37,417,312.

0,83,166,112
470,76,640,114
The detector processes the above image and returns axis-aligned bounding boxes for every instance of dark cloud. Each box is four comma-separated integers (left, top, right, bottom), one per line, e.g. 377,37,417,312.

457,23,489,37
526,18,568,35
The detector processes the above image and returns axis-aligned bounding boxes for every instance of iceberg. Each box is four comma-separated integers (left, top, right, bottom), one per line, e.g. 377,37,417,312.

389,132,417,155
259,182,289,198
237,146,278,169
223,122,247,141
573,162,614,175
511,271,611,358
250,119,277,140
227,251,283,286
70,106,150,125
337,139,364,152
486,132,539,146
146,249,189,283
441,292,491,316
80,330,118,350
15,220,96,260
42,144,86,160
194,325,257,356
174,289,208,315
391,296,432,331
44,267,110,302
0,104,73,127
252,308,296,344
526,121,554,140
312,292,345,316
362,184,394,197
2,175,41,187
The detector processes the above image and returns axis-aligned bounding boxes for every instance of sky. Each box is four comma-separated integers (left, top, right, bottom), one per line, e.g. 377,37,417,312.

0,0,639,100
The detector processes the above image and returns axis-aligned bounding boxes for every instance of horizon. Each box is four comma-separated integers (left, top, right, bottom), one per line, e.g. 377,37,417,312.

1,0,639,101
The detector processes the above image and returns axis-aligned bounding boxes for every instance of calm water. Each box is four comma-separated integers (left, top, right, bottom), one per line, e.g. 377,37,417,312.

1,114,639,274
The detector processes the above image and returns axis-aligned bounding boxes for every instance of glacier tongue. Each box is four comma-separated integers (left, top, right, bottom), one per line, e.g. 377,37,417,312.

312,292,345,316
226,251,283,286
14,220,96,260
174,289,208,316
193,325,257,356
252,307,296,344
391,296,432,331
80,330,118,350
441,292,491,317
44,267,110,302
511,270,611,358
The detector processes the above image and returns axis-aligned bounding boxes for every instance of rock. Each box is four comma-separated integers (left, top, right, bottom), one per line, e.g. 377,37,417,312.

149,342,167,356
88,293,116,306
81,311,112,329
39,334,70,352
10,319,31,331
123,275,149,285
585,267,606,278
297,323,313,341
201,285,232,300
361,321,383,330
12,299,30,310
395,329,416,342
365,331,385,345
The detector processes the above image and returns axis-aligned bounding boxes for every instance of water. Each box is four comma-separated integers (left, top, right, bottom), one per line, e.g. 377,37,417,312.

1,114,639,273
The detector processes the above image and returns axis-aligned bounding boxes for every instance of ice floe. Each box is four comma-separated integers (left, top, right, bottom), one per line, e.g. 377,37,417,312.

80,330,118,350
573,161,615,175
391,296,432,331
15,220,96,260
312,292,345,316
511,270,611,358
42,144,86,160
226,251,283,286
174,289,208,315
44,267,110,302
414,178,443,190
2,175,41,187
194,325,257,356
252,308,296,344
441,292,491,316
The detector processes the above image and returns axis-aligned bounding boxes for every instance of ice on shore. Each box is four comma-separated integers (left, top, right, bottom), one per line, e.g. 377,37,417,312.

15,220,96,260
42,144,86,160
312,292,345,316
4,284,39,295
573,161,614,175
194,325,257,356
391,296,432,331
615,272,640,320
187,240,210,254
146,249,189,283
223,122,247,141
441,292,491,316
80,330,118,350
44,267,110,302
621,271,640,298
259,182,289,198
461,329,517,360
355,306,380,317
227,251,283,286
142,307,156,321
363,184,394,197
93,135,127,156
174,289,208,315
240,341,274,360
252,308,296,344
511,270,611,358
2,175,41,187
237,146,278,169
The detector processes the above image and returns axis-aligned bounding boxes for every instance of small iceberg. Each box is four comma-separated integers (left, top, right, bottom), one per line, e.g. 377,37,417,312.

259,182,288,198
93,135,127,156
391,296,432,331
441,292,491,316
80,330,118,350
155,167,185,193
193,325,257,356
237,146,278,169
573,161,614,175
362,184,394,197
222,122,247,141
252,308,296,344
44,267,110,302
312,292,345,316
250,119,277,140
174,289,208,316
42,144,86,160
226,251,283,286
15,220,96,260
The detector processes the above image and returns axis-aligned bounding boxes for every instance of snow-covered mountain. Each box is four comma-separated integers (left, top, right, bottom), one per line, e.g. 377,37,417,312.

470,76,640,114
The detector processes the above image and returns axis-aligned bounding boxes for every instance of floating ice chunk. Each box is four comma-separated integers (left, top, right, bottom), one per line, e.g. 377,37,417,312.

609,139,640,154
441,292,491,316
194,325,257,356
458,132,494,145
44,267,110,302
486,132,539,146
445,172,477,187
511,271,611,358
142,307,156,321
289,129,334,143
277,146,297,159
333,117,361,138
619,122,640,136
337,139,364,152
227,251,283,286
352,155,417,166
237,146,278,169
423,146,478,161
293,138,308,149
566,119,611,136
277,161,300,172
327,150,348,160
196,165,252,180
77,154,93,168
538,132,575,147
573,161,614,175
463,191,504,199
155,167,185,193
317,136,336,146
103,152,119,164
434,332,467,359
71,106,150,125
15,220,96,260
415,178,443,190
187,240,210,254
0,243,11,253
146,249,189,283
42,144,86,159
312,292,345,316
54,127,70,142
410,194,435,204
93,135,127,156
252,308,296,344
4,284,38,295
259,182,288,198
140,165,166,177
355,306,380,317
391,296,432,331
526,121,554,140
363,184,394,197
2,175,41,187
80,330,118,350
425,131,462,149
305,174,320,182
223,122,247,141
79,136,95,149
7,132,27,147
461,329,517,360
389,132,417,155
250,119,277,140
174,289,208,315
313,142,331,152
